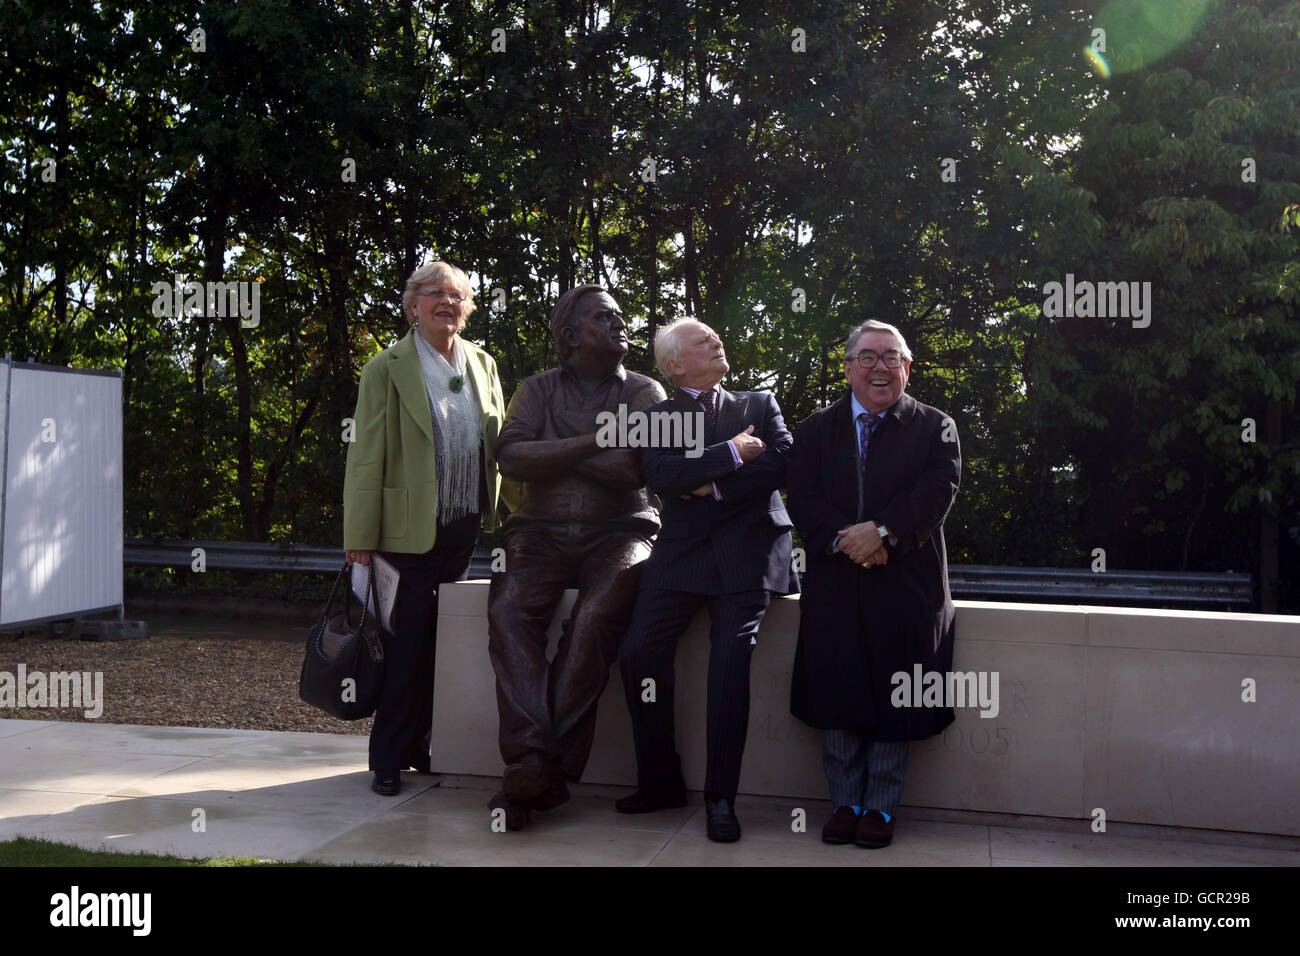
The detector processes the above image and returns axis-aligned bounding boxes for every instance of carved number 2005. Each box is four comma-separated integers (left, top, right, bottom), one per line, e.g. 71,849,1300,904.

941,725,1010,756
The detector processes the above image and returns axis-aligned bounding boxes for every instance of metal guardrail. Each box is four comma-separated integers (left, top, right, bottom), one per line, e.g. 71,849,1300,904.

125,538,498,580
125,539,1254,608
947,565,1252,608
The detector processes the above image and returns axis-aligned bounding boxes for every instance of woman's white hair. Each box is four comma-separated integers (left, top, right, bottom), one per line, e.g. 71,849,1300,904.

401,261,476,330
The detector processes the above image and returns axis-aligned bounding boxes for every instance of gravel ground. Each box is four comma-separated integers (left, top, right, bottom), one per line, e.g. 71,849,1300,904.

0,616,371,736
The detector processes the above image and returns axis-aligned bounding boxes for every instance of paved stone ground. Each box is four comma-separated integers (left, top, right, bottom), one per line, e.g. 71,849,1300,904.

2,719,1297,866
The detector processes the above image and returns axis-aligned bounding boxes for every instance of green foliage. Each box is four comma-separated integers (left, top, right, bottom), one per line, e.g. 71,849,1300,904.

0,835,338,866
0,0,1295,607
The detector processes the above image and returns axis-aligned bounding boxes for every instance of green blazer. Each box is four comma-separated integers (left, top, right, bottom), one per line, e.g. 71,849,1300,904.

343,330,519,553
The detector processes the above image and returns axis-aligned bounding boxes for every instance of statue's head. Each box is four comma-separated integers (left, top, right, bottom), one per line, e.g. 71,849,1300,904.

550,285,628,366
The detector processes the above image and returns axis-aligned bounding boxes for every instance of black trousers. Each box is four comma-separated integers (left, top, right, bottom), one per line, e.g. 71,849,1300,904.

620,587,772,801
369,511,480,772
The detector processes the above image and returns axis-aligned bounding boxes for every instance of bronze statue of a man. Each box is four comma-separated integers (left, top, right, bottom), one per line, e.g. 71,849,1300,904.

487,285,666,830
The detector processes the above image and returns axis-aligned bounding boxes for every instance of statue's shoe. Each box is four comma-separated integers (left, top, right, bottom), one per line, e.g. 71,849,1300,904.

487,791,531,831
503,761,552,802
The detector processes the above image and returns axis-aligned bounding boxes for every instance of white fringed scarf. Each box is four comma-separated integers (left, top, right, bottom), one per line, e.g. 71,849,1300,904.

412,331,482,523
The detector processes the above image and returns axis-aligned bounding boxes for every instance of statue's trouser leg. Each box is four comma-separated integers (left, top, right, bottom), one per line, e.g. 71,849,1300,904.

549,531,652,783
488,528,570,771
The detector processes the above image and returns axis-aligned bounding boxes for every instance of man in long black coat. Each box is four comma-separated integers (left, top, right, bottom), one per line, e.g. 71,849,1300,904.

786,319,960,849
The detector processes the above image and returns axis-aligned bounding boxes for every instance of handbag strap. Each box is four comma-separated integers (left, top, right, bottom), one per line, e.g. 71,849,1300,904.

357,560,385,663
323,562,350,618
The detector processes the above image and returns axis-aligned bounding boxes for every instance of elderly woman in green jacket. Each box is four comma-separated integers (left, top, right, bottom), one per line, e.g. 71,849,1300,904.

343,260,515,796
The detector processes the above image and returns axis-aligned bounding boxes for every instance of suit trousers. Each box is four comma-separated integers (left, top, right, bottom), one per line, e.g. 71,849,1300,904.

369,511,480,772
620,587,772,801
487,524,652,783
822,730,909,814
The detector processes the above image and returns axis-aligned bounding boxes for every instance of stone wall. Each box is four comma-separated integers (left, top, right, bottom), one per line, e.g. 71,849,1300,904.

433,584,1300,835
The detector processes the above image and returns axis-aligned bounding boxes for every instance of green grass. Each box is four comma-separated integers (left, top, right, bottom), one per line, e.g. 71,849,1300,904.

0,836,331,866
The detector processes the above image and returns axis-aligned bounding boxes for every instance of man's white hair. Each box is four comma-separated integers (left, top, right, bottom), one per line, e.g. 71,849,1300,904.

654,318,709,381
845,320,912,361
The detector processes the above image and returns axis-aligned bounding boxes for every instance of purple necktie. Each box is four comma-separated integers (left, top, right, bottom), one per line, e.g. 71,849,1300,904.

857,411,881,474
699,389,718,425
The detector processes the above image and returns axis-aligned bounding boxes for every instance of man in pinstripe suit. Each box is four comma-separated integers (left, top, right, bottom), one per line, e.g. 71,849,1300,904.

616,319,796,842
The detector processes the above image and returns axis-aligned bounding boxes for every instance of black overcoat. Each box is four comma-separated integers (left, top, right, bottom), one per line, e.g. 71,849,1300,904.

787,391,961,739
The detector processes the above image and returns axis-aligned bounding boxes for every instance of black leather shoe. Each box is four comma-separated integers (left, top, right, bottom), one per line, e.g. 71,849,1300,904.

371,771,400,796
615,787,688,814
705,796,741,842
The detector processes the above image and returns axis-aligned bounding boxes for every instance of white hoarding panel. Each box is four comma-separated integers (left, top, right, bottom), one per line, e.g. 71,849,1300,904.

0,365,123,626
0,361,7,563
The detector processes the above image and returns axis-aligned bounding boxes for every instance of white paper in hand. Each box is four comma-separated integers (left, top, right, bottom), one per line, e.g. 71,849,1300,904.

351,554,400,634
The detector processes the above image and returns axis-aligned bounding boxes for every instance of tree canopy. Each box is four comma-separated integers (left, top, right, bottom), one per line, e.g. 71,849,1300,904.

2,0,1296,609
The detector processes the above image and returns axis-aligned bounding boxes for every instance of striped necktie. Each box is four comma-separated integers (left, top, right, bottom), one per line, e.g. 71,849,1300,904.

857,411,882,475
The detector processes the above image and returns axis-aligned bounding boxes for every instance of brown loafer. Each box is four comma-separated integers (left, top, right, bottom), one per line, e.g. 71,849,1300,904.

855,809,895,848
822,807,860,844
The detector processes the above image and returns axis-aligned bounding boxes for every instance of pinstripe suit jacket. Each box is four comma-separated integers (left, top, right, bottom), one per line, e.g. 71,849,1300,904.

639,387,797,596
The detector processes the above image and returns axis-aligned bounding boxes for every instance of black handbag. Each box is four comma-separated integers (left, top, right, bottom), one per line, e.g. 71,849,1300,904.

299,561,387,720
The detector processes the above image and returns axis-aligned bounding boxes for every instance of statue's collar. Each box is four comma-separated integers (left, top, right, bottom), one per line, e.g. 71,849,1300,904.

559,361,627,386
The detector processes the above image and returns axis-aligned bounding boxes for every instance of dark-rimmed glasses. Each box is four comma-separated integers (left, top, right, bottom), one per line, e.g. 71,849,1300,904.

846,349,904,369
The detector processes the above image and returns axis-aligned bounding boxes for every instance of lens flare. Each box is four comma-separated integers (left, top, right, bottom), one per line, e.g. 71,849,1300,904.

1083,46,1111,78
1092,0,1212,74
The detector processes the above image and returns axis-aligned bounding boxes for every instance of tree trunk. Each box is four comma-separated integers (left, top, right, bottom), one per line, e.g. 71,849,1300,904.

1259,399,1282,611
684,208,699,316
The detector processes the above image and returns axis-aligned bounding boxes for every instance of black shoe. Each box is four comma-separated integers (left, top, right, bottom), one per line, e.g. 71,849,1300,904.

371,771,400,796
615,787,688,814
705,796,741,842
